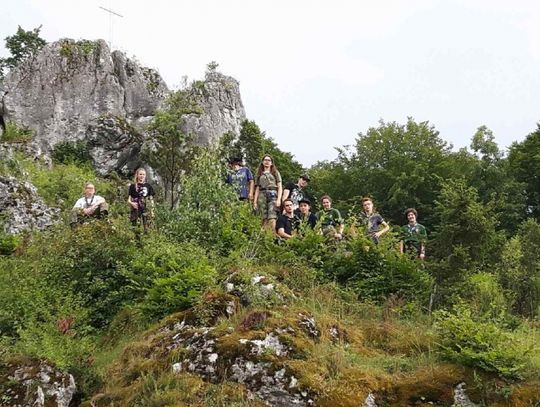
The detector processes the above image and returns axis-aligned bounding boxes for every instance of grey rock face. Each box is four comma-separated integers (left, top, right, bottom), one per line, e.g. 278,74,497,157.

183,71,246,145
1,40,246,176
2,39,165,149
454,382,479,407
161,320,314,407
0,360,77,407
0,176,59,234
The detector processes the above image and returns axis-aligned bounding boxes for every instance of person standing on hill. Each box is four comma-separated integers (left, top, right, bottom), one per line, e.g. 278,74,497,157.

357,197,389,244
316,195,344,240
400,208,427,259
253,155,282,231
225,157,254,202
128,168,155,232
70,182,109,227
282,174,310,213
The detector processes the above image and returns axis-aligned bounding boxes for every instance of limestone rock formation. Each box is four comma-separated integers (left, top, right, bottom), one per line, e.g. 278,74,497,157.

0,176,59,234
184,71,246,145
0,359,77,407
0,39,246,176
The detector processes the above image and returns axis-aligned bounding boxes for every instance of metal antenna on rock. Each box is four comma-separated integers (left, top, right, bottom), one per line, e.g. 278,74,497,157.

99,5,124,50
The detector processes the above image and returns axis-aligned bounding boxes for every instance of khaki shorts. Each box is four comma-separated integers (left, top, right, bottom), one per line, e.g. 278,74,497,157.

257,190,278,220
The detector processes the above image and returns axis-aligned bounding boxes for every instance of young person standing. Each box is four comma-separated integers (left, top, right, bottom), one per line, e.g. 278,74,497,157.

400,208,427,259
282,174,310,213
226,157,254,202
357,197,389,244
128,168,155,232
253,155,282,231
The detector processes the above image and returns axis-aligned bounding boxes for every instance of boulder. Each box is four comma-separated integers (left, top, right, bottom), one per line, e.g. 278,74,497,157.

0,359,77,407
0,176,59,234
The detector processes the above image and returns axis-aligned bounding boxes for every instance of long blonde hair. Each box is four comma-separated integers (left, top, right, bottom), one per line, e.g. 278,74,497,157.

133,168,146,184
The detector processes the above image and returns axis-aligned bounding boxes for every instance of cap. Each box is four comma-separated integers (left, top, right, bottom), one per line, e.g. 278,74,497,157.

298,198,311,206
300,174,311,182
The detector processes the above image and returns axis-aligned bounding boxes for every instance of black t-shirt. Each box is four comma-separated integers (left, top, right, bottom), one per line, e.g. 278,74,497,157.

297,212,317,230
284,182,306,209
129,183,154,211
276,214,297,236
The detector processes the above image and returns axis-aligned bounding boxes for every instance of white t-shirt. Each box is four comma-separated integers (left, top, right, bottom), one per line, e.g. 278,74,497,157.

73,195,105,209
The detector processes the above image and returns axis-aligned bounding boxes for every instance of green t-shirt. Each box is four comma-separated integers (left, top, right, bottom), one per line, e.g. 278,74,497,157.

316,208,343,228
257,170,282,190
400,223,427,252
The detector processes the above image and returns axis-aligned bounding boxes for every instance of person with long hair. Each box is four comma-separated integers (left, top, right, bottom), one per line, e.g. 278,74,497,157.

128,168,155,232
253,155,282,230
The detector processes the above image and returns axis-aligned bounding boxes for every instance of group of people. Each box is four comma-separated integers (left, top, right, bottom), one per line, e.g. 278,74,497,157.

70,168,155,232
226,154,427,259
69,155,427,259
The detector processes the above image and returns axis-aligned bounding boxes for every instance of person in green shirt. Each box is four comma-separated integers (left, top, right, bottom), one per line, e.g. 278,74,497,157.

316,195,344,240
253,154,283,231
400,208,427,260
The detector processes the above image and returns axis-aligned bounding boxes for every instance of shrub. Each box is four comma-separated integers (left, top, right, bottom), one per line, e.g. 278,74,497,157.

20,159,120,210
0,122,32,143
51,140,92,166
157,148,261,255
324,236,432,304
122,236,217,320
434,305,530,380
26,222,138,328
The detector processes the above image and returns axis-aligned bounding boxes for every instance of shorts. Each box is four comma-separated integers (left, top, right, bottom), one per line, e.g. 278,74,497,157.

257,190,278,220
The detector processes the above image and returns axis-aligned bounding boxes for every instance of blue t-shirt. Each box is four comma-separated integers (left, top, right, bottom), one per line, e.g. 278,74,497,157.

226,166,254,199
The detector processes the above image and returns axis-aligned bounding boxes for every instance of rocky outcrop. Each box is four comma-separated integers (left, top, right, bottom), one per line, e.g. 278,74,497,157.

184,71,246,145
0,359,77,407
1,39,246,176
0,176,59,234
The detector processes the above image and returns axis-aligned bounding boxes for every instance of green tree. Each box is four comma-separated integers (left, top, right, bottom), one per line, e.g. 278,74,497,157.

497,219,540,317
430,178,502,264
508,124,540,219
320,118,451,226
0,25,46,79
144,90,202,209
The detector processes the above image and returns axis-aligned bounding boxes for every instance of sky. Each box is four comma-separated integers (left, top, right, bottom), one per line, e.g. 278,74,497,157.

2,0,540,167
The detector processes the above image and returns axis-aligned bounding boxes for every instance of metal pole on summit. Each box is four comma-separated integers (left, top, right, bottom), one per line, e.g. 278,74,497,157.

99,5,124,50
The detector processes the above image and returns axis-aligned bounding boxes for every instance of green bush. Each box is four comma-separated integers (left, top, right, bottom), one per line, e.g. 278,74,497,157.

122,236,217,320
0,232,20,255
0,122,32,143
20,159,121,210
324,236,432,303
51,140,92,166
157,148,261,255
461,272,509,320
26,222,137,328
434,305,530,380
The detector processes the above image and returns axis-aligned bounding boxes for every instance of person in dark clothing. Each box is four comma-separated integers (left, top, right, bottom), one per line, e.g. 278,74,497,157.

128,168,155,232
357,197,389,244
276,198,298,239
282,174,310,213
400,208,427,259
296,198,317,234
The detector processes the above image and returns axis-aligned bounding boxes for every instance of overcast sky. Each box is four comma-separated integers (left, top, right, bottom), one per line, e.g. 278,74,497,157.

3,0,540,166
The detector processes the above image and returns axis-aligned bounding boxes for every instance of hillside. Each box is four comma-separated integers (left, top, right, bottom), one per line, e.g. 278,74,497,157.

1,30,540,407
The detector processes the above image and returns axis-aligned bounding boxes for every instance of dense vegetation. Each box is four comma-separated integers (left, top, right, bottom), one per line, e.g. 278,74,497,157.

1,27,540,406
